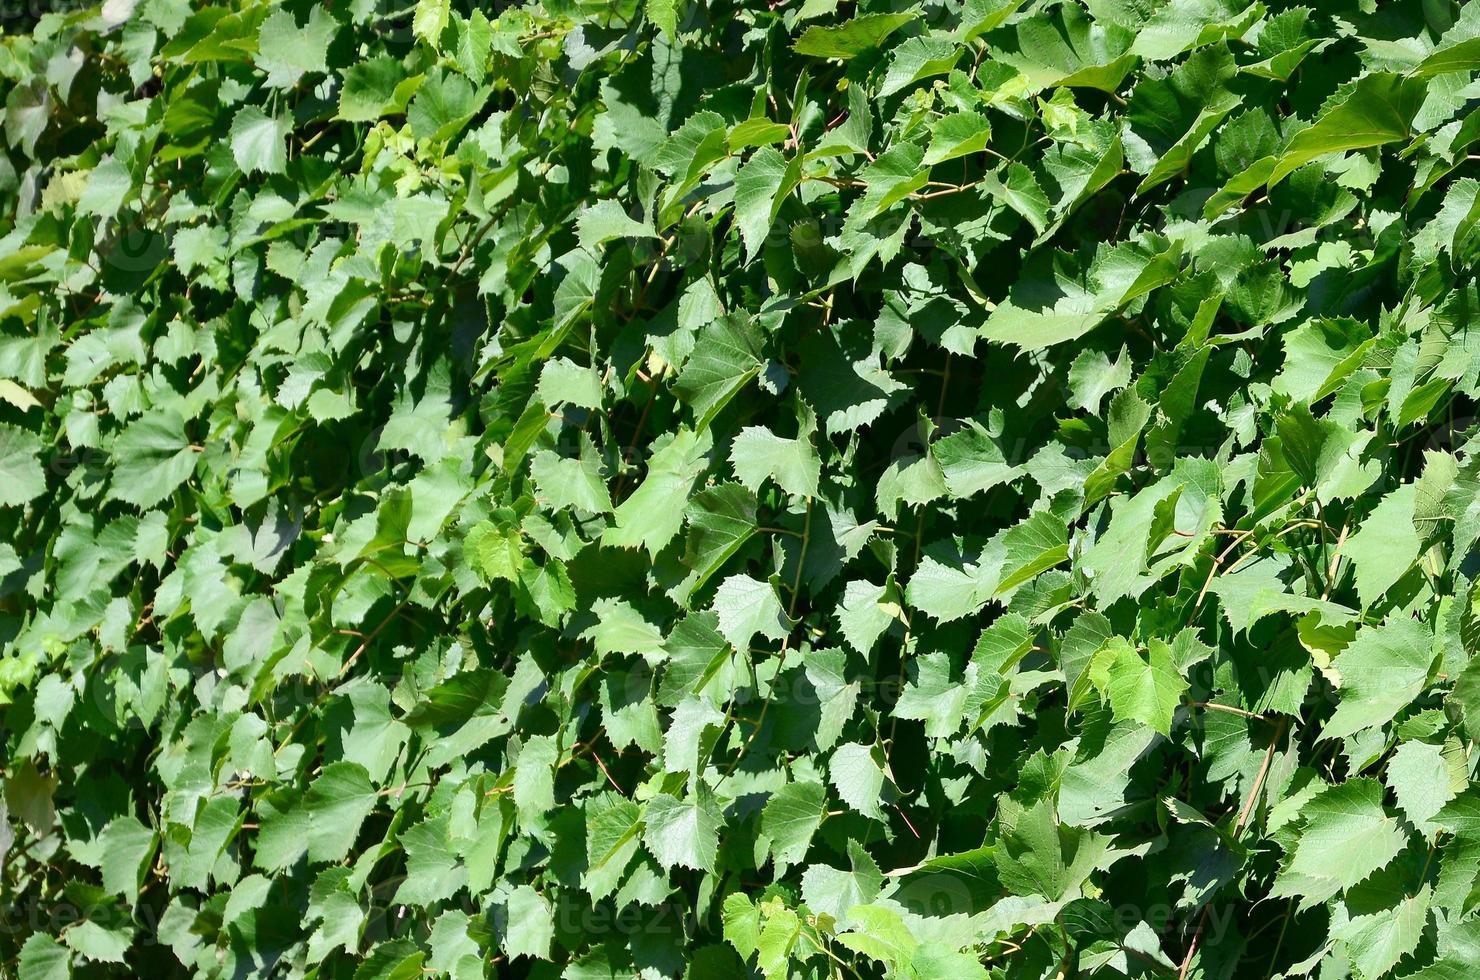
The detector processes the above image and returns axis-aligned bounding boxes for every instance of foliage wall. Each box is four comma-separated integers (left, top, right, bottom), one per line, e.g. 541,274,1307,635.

5,0,1480,978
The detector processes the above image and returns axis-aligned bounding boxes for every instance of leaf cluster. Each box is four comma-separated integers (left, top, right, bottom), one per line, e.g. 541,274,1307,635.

5,1,1480,978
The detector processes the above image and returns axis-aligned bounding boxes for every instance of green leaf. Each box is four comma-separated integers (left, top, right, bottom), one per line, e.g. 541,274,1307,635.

407,69,481,141
605,427,712,555
793,12,917,60
582,598,665,659
681,481,759,601
230,105,290,175
98,815,156,903
932,421,1020,498
1272,779,1411,908
712,574,789,648
996,510,1070,594
576,200,658,252
427,910,482,980
1343,485,1424,607
1333,881,1431,980
530,438,612,514
78,158,133,218
922,111,992,168
960,0,1027,41
1323,617,1435,742
63,920,130,964
413,0,450,49
108,410,198,509
257,762,380,868
1129,0,1262,62
895,651,968,737
829,742,889,820
1413,35,1480,78
0,423,45,507
1267,73,1428,187
254,7,334,88
585,794,642,899
647,0,683,40
734,148,803,262
879,36,962,100
338,55,407,122
801,839,883,925
673,314,766,431
761,780,826,875
502,885,554,960
643,786,721,873
730,424,820,498
1386,739,1462,836
855,143,930,220
15,5,1480,977
982,239,1181,349
837,578,902,655
988,5,1136,93
18,934,70,980
1103,640,1187,736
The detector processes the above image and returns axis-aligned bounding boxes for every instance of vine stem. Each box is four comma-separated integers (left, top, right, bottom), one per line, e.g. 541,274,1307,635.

716,496,813,785
1178,716,1286,979
1265,901,1292,980
1322,522,1350,600
888,355,952,760
1190,701,1271,721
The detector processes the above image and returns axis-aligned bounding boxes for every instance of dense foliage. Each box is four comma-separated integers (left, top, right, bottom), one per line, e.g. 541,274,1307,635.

9,0,1480,976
